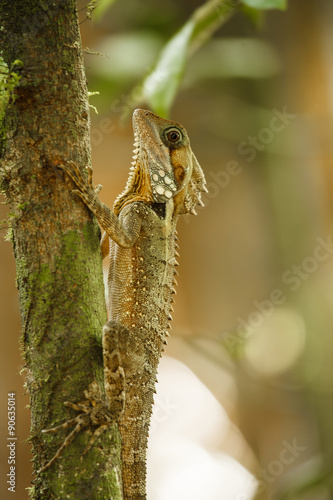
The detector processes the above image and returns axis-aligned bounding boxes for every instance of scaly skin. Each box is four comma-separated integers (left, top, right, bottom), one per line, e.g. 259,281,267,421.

106,110,206,499
40,109,207,499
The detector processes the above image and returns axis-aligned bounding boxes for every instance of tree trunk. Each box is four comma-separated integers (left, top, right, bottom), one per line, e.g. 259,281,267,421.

0,1,123,498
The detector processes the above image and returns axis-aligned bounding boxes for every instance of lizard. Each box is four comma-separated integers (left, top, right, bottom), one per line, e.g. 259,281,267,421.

38,109,207,499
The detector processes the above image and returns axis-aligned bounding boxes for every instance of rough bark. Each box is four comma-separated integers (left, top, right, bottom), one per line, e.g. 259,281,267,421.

0,1,122,498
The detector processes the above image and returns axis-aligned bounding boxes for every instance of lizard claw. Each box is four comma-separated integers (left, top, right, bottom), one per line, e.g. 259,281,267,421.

72,189,85,199
86,165,94,188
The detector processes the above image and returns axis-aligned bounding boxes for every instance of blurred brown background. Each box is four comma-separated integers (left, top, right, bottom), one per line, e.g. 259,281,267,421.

1,0,333,498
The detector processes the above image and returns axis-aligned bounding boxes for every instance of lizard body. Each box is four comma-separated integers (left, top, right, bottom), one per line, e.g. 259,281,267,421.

39,109,206,499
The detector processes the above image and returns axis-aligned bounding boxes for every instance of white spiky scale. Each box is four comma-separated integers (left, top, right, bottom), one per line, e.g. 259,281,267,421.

164,176,171,185
165,190,172,198
198,195,205,206
158,169,165,177
152,174,159,182
156,185,165,195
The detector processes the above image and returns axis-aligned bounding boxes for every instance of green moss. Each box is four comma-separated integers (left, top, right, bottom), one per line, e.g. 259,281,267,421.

0,58,23,153
4,226,12,241
22,221,105,349
21,218,118,495
27,485,36,499
0,58,23,111
17,201,29,210
0,0,123,493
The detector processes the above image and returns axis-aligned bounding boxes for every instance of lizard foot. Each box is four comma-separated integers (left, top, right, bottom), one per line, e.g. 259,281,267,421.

55,160,102,205
37,382,114,474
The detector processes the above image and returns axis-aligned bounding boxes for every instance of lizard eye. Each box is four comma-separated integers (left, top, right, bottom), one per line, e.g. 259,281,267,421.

165,127,182,144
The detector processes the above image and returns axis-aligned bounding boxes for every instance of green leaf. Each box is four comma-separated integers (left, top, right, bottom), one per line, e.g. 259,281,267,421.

242,0,287,10
141,0,239,117
240,5,264,28
143,20,195,118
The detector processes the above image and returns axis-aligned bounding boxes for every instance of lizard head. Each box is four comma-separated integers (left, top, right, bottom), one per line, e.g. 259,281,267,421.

113,109,207,215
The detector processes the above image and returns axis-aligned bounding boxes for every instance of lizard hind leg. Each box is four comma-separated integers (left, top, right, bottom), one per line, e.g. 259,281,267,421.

83,424,109,455
37,414,91,474
37,380,116,475
37,321,128,476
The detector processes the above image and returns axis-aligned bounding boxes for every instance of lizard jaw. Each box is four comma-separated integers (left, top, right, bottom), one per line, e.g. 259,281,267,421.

132,109,180,203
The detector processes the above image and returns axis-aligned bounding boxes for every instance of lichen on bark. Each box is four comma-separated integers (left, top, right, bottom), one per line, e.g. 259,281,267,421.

0,1,123,498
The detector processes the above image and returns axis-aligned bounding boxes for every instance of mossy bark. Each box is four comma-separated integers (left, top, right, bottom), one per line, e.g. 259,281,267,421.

0,1,123,498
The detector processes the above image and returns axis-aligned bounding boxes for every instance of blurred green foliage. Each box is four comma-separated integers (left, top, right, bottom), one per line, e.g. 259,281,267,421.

86,0,287,117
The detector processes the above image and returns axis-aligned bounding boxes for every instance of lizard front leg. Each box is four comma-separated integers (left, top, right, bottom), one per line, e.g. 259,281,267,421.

55,160,141,248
